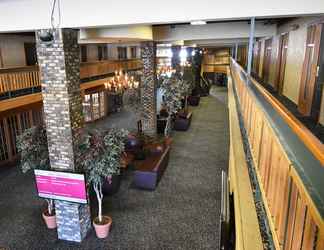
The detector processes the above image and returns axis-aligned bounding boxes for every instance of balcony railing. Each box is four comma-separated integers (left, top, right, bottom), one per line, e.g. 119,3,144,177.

80,59,143,79
230,59,324,250
0,59,143,96
0,66,40,95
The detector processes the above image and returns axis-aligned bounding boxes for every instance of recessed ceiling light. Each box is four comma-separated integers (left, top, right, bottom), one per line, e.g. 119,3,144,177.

190,20,207,25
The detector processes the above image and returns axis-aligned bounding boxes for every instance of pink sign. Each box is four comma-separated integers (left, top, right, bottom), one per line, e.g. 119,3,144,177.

34,170,87,204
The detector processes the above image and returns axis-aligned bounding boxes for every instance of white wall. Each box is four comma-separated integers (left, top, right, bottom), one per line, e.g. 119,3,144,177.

0,0,323,32
0,34,35,68
153,21,277,41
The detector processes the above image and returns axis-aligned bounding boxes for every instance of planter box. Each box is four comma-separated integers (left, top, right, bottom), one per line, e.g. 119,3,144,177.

174,112,192,131
157,116,168,134
188,95,200,106
102,174,121,195
133,146,170,190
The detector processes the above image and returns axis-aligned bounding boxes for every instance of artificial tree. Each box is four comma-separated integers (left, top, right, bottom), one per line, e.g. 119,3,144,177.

79,128,128,238
179,67,194,112
160,74,183,137
16,125,56,228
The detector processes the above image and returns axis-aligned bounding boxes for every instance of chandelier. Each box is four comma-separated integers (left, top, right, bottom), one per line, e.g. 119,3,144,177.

157,66,176,78
105,70,139,92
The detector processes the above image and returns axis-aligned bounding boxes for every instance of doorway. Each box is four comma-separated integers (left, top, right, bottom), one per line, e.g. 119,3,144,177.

275,33,289,94
262,38,272,84
0,47,3,68
298,23,324,122
24,42,37,66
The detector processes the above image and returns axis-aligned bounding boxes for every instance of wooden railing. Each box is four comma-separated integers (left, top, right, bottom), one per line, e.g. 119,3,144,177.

0,59,143,95
227,66,263,250
231,59,324,250
0,66,40,94
80,59,142,79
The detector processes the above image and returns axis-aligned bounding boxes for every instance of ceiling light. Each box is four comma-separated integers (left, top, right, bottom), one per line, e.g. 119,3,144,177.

190,20,206,25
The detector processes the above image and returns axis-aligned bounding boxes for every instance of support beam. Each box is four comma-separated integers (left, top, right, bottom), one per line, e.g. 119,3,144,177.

234,43,238,61
140,41,157,136
36,28,91,242
247,17,255,75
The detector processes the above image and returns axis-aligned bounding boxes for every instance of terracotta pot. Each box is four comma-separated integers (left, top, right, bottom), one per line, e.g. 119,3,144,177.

42,211,57,229
93,216,112,239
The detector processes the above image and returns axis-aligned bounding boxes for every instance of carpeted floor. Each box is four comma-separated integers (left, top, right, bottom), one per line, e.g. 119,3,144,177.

0,86,229,250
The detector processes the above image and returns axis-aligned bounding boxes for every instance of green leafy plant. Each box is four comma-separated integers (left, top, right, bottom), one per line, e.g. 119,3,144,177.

183,66,195,95
16,125,54,215
79,128,129,223
160,74,183,137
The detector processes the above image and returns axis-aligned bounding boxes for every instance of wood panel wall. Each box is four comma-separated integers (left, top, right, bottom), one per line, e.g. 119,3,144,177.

231,60,324,250
202,48,230,74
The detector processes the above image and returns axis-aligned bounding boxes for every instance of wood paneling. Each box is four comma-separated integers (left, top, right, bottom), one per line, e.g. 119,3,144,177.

80,59,142,79
227,66,263,250
202,49,230,74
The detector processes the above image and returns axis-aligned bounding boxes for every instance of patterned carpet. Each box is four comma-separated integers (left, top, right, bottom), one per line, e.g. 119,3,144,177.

0,86,229,250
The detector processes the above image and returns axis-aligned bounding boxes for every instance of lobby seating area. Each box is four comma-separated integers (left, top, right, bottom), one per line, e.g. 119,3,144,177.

0,3,324,248
0,89,229,249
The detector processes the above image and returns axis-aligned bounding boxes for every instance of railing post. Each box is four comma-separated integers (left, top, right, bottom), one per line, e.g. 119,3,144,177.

247,17,255,75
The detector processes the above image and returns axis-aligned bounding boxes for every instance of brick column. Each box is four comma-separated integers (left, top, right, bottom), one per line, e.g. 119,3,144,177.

36,28,91,242
140,41,157,136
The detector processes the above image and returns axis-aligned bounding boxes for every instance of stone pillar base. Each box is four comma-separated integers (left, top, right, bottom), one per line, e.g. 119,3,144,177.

55,200,91,242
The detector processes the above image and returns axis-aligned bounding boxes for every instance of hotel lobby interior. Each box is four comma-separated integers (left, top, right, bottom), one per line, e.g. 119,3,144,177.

0,1,324,249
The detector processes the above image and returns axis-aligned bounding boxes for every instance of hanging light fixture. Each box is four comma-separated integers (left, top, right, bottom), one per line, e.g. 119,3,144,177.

39,0,61,44
106,70,139,92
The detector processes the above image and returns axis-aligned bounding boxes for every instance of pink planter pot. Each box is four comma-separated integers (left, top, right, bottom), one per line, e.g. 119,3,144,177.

42,211,57,229
93,216,112,239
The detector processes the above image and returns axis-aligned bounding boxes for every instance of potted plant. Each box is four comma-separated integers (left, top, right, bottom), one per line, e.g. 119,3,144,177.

182,66,195,111
79,128,128,238
160,74,183,141
189,51,202,104
16,125,56,229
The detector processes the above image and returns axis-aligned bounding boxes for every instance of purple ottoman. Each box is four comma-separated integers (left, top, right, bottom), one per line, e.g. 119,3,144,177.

133,146,170,190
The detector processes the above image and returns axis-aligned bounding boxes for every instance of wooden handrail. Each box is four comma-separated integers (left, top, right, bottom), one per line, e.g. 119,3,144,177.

0,65,38,74
232,59,324,166
80,58,140,66
0,66,40,94
230,59,324,250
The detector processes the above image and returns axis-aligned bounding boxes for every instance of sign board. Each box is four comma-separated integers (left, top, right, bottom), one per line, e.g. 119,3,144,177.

34,170,87,204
